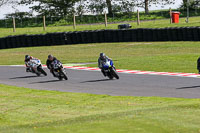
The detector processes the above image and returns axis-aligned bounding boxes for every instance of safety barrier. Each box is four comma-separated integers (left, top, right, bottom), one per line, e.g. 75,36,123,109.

0,27,200,49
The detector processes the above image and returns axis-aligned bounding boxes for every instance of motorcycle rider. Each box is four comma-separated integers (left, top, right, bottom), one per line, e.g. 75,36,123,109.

197,57,200,74
25,55,38,72
98,53,111,76
46,54,60,77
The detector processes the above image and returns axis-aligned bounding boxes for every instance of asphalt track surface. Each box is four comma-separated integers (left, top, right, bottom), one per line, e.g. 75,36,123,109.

1,66,200,98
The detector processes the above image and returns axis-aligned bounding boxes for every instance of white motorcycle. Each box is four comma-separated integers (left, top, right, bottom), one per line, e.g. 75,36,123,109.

27,59,47,76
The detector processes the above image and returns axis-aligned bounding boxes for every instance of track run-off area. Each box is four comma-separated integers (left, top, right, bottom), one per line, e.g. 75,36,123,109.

1,65,200,98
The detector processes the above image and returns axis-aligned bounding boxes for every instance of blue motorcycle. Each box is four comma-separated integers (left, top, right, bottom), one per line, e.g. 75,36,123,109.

102,59,119,79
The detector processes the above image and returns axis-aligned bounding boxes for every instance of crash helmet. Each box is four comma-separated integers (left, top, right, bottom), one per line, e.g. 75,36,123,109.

100,53,106,60
48,54,54,60
25,55,31,61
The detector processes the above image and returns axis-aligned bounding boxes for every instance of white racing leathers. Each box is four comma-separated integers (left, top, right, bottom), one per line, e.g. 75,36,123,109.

26,59,41,72
25,58,47,76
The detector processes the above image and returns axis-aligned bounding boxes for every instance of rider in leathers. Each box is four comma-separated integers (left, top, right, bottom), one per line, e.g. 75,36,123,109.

98,53,111,76
197,57,200,74
46,55,60,77
25,55,39,72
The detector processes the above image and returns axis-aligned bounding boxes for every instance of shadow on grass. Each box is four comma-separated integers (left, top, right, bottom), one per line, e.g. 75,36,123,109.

80,79,112,83
10,75,39,79
176,86,200,89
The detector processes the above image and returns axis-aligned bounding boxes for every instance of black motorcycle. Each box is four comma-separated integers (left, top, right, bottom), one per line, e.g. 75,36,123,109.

52,60,68,80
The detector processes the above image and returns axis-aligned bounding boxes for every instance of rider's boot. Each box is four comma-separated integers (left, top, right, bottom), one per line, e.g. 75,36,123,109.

26,68,31,72
101,70,106,77
51,70,56,77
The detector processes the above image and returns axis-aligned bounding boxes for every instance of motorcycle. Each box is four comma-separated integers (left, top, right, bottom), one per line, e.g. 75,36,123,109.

27,59,47,76
102,59,119,79
52,60,68,80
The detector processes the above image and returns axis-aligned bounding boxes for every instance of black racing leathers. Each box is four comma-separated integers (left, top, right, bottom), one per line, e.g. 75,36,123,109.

197,57,200,74
46,57,58,69
46,57,60,77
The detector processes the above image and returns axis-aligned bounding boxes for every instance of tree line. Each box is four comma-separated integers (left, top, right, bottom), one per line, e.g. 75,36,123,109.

0,0,199,18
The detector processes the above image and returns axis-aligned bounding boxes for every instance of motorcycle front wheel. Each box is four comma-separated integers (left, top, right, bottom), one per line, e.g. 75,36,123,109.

37,65,47,76
40,69,47,76
61,69,68,80
111,68,119,79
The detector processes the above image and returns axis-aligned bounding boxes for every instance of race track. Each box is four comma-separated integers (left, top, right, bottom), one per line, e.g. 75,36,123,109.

0,66,200,98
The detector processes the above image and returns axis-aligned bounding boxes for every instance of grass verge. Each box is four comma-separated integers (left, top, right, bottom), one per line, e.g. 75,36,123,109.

0,16,200,38
0,41,199,73
0,84,200,133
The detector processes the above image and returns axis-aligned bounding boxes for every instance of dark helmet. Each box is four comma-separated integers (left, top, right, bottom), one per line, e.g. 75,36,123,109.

48,54,53,59
25,55,31,61
100,53,106,60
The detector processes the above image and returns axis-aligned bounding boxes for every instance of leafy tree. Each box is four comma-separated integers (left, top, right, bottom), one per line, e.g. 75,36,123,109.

105,0,135,15
75,0,87,16
87,0,107,14
118,0,135,13
86,0,135,15
5,12,33,19
19,0,80,17
136,0,175,14
0,0,9,7
106,0,113,15
181,0,200,10
0,0,16,7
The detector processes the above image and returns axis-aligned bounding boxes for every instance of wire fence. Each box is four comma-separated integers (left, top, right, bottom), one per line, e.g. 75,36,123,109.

0,9,200,28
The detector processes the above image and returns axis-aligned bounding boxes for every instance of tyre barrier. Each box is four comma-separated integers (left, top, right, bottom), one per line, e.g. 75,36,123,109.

92,30,100,43
0,27,200,49
0,37,6,49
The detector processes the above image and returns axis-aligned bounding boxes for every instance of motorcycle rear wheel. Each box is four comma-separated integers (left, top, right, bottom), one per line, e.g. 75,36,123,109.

37,66,47,76
58,77,63,80
108,74,114,79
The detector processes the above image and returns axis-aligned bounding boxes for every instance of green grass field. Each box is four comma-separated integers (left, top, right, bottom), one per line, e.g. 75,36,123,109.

0,41,199,73
0,84,200,133
0,16,200,38
1,41,200,132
